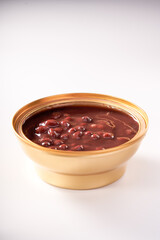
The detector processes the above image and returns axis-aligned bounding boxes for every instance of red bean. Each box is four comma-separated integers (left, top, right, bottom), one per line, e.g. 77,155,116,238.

82,116,92,122
39,137,52,143
68,128,77,133
96,132,103,137
91,134,100,140
90,124,97,129
58,144,68,150
60,134,69,140
76,126,86,131
64,117,72,121
41,141,52,147
103,132,114,139
39,137,53,146
72,131,83,139
39,121,46,126
72,145,84,151
70,143,76,147
54,127,63,133
35,126,48,134
61,120,71,130
96,124,104,130
84,131,92,136
45,119,59,127
49,146,58,150
48,128,60,138
95,147,105,150
81,122,87,126
52,112,61,119
64,113,70,117
54,139,64,146
126,129,133,135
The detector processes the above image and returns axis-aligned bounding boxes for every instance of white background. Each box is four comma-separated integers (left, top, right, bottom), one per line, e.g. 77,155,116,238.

1,1,160,239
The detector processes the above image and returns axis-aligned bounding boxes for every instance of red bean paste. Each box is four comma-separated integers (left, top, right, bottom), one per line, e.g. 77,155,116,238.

22,105,139,151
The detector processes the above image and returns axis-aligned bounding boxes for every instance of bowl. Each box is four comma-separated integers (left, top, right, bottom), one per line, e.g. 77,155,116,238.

12,93,148,190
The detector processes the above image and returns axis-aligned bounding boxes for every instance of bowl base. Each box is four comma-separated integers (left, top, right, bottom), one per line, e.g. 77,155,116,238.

35,165,126,190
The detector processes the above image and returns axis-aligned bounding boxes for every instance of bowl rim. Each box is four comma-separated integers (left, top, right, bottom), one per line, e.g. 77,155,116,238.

12,92,149,156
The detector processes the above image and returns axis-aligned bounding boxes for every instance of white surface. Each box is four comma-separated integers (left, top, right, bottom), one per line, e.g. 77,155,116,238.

1,1,160,240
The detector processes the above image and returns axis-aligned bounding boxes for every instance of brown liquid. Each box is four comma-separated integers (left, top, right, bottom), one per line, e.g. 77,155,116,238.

22,105,139,151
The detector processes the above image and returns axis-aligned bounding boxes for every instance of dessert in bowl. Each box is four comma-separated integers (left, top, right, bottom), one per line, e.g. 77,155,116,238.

12,93,148,189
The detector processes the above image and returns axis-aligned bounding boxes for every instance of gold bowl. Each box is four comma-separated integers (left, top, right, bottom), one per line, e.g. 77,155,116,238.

12,93,148,190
